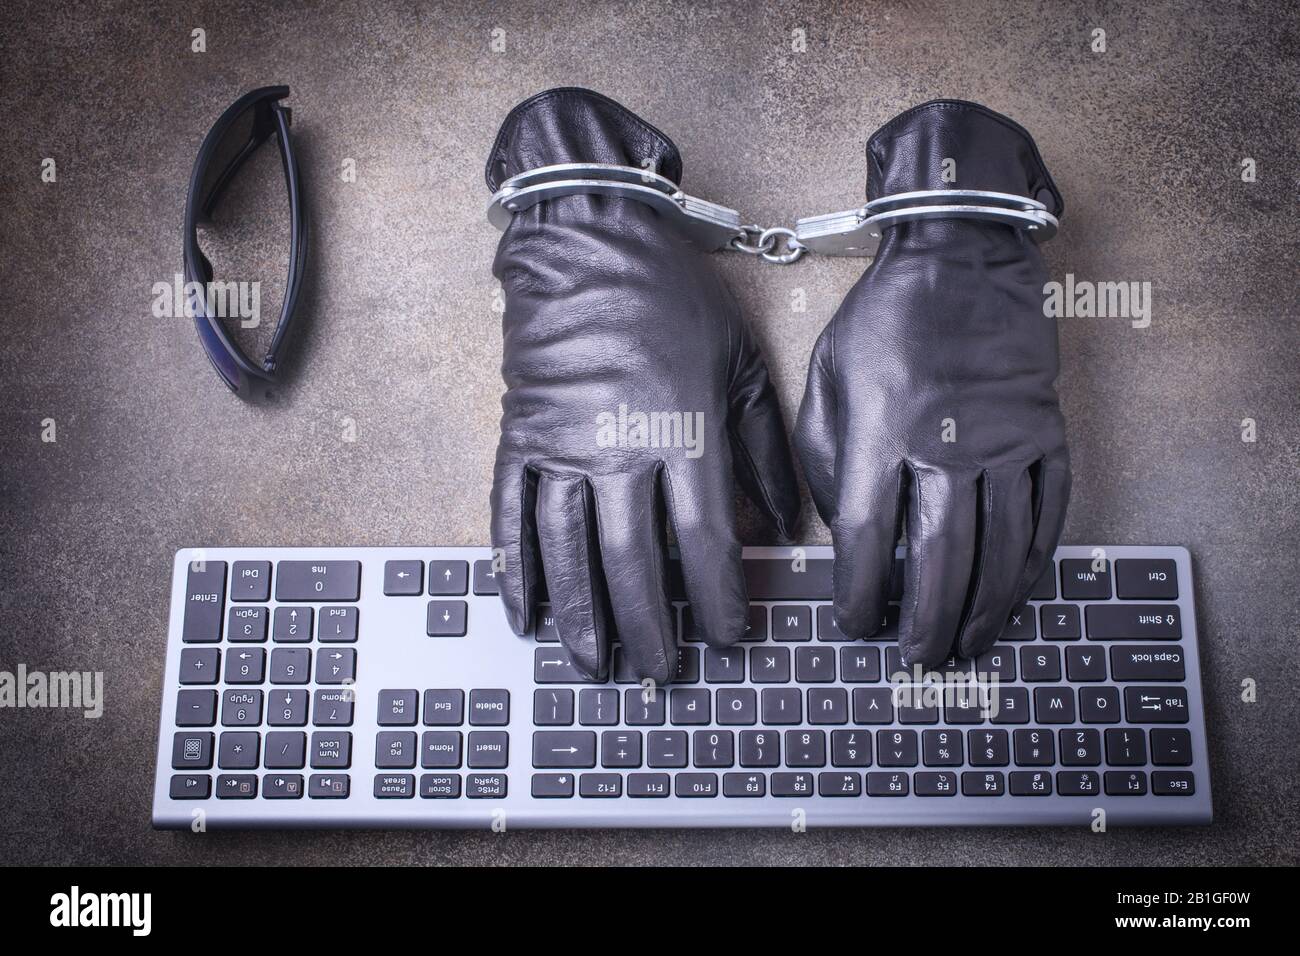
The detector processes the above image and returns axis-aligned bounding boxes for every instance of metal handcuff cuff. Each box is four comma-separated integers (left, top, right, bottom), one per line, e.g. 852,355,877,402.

486,163,1059,264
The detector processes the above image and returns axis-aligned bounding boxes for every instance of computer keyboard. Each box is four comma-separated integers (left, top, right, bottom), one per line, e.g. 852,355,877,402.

152,545,1211,828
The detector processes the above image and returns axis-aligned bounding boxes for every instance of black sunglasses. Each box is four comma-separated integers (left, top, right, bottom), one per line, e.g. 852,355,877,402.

184,86,307,398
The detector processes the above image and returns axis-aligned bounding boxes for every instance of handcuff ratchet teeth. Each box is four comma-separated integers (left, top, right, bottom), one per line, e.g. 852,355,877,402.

487,165,1058,265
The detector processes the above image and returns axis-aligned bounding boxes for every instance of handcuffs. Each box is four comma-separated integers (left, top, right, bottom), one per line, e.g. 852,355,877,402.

487,163,1058,265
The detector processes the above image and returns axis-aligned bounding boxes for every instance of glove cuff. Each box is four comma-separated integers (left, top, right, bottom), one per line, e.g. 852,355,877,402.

866,100,1063,218
485,87,683,192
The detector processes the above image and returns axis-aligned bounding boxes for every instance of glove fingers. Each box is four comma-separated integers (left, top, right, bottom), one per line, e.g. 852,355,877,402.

898,465,977,668
727,321,801,538
662,466,747,648
1016,456,1072,602
829,462,906,640
793,332,839,524
590,468,677,685
534,472,612,680
489,461,541,635
955,468,1035,659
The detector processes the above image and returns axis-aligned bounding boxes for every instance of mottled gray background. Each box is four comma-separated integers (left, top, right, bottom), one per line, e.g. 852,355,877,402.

1,0,1297,865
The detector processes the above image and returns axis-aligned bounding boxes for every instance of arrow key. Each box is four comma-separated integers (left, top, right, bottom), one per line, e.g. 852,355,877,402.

426,601,467,637
267,689,309,726
315,648,356,685
384,560,424,596
428,560,469,596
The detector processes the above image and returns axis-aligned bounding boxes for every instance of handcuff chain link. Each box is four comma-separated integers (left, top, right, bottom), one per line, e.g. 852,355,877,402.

729,224,808,265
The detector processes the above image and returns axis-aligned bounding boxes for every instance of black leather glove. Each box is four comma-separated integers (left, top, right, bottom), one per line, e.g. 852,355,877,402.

486,88,800,683
795,99,1069,668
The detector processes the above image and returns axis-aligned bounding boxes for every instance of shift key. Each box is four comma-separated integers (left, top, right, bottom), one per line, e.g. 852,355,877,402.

275,561,361,601
1085,604,1180,640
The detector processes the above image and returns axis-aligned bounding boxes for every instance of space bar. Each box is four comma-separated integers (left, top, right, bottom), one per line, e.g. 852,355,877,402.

743,558,833,600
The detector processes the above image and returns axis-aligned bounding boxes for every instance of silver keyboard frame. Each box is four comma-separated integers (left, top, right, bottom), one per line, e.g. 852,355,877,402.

152,545,1212,829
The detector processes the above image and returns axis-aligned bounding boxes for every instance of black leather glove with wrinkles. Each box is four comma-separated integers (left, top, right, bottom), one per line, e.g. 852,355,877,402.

795,99,1070,668
487,88,800,684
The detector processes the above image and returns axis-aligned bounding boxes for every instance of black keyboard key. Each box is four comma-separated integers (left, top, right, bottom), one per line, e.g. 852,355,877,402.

670,688,710,725
471,559,500,595
310,732,351,769
600,730,642,768
427,601,468,637
467,731,509,769
989,687,1029,724
839,646,881,682
265,731,306,769
744,558,832,599
675,773,719,797
378,689,419,726
762,687,802,725
922,729,963,766
172,733,213,770
771,772,815,796
693,730,734,767
1065,646,1107,682
771,605,811,641
312,689,353,727
420,731,462,769
1028,563,1056,600
624,688,666,726
532,731,596,768
1040,604,1081,640
961,771,1005,796
182,560,226,643
1115,559,1178,600
423,689,464,726
831,729,871,766
852,687,894,724
534,688,574,726
723,772,766,797
945,684,988,724
876,729,918,767
784,729,827,767
1033,686,1075,724
315,648,356,685
535,606,559,642
807,688,850,725
1086,605,1181,640
179,647,220,684
384,559,423,595
535,647,596,683
419,773,461,798
1152,770,1196,795
968,729,1010,766
1124,686,1189,723
578,688,619,725
744,605,767,641
219,731,260,769
270,647,310,684
1079,686,1121,723
1059,729,1102,766
222,689,262,726
466,773,508,798
275,561,361,601
272,606,312,643
225,648,265,684
704,647,746,683
1110,645,1186,681
1105,727,1147,765
176,689,216,726
229,606,268,643
1060,558,1112,600
428,560,469,596
795,646,836,683
1013,729,1055,766
318,606,359,643
1019,646,1061,682
739,730,781,767
267,693,309,730
1000,605,1036,641
914,771,957,796
1150,728,1193,766
215,774,257,799
1056,770,1100,795
230,560,271,601
819,772,862,796
308,773,350,798
1009,770,1052,795
976,646,1016,681
866,771,908,796
169,773,211,799
264,774,304,798
374,773,414,798
627,773,671,797
1104,770,1147,795
895,693,939,725
375,731,417,769
533,770,574,801
750,646,791,683
716,688,758,725
579,773,622,798
469,689,510,725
